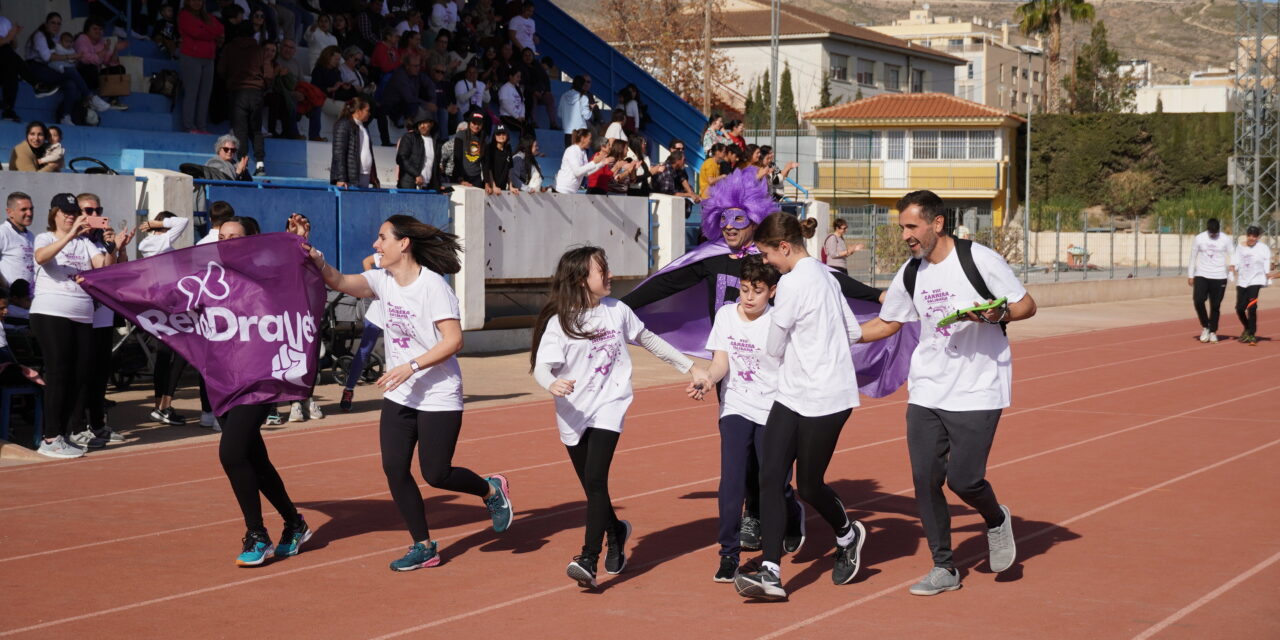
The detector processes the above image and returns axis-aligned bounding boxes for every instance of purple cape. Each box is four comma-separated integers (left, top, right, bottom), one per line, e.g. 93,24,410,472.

631,240,918,399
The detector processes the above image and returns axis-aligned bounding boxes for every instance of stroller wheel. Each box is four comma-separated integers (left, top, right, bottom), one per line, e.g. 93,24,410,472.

361,355,384,384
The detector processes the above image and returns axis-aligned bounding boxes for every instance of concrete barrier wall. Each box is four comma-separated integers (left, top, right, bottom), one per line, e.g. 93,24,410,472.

2,172,140,234
484,192,651,279
1028,231,1214,270
1026,276,1189,308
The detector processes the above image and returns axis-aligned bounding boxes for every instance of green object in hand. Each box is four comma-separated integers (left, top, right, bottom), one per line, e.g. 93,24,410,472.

937,297,1008,328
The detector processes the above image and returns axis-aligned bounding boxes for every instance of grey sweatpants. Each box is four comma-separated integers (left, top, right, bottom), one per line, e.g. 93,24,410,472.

906,404,1006,568
179,54,214,131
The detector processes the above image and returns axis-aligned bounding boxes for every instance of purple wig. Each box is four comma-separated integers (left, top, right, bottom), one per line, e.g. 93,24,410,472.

699,167,776,242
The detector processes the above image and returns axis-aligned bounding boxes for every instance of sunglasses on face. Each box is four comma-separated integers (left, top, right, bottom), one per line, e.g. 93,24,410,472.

82,207,104,215
221,147,237,153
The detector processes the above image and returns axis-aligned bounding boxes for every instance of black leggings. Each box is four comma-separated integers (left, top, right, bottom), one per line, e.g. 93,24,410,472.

30,314,94,440
380,399,490,542
85,326,114,430
218,403,299,532
153,341,190,399
565,427,621,557
759,402,852,565
1193,276,1228,332
1236,285,1262,335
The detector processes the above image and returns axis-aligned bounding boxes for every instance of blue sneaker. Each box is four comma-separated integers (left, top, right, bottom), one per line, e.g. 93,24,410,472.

236,530,274,567
274,516,312,558
484,474,513,532
390,541,441,572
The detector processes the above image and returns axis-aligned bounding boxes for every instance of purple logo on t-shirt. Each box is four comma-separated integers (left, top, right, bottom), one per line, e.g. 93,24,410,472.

920,288,957,337
726,334,761,383
385,301,418,349
587,328,621,379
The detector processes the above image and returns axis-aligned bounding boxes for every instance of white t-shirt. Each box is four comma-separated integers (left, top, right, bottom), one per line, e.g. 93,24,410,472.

771,257,860,417
138,217,190,258
0,221,35,288
535,298,645,445
357,121,374,181
363,267,463,411
498,81,524,119
430,2,458,32
197,228,220,245
1188,231,1234,280
879,242,1028,412
604,121,627,142
1233,242,1272,288
706,303,779,425
625,100,640,124
31,233,104,323
419,134,435,184
508,15,537,53
455,78,486,109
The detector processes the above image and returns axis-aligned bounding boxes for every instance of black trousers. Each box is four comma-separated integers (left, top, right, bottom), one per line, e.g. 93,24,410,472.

231,89,267,163
85,326,115,430
30,314,94,440
379,399,489,542
219,403,299,532
906,404,1006,569
719,414,801,560
566,427,621,557
0,44,39,111
1193,276,1228,332
153,341,189,399
1236,285,1262,335
759,402,852,565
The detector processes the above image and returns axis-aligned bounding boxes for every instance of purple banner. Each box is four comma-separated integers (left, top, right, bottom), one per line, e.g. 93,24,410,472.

80,233,326,415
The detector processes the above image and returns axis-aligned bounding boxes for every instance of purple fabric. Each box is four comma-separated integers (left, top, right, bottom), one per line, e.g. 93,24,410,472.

632,240,918,399
80,233,326,415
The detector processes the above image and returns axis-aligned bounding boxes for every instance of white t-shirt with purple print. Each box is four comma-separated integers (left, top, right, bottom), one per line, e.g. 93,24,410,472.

879,241,1027,411
363,267,463,412
705,302,779,425
535,297,645,446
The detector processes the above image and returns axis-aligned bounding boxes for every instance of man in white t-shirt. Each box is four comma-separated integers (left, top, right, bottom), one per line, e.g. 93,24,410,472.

1231,225,1272,345
0,192,36,289
858,190,1037,597
1188,217,1234,343
508,2,537,55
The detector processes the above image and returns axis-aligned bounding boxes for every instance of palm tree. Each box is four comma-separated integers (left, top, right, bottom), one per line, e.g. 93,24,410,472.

1016,0,1096,113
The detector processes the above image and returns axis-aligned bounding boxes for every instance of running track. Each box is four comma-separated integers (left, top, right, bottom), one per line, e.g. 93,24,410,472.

1,319,1277,639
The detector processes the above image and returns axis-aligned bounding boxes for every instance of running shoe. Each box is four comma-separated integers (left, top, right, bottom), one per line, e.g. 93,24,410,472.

735,565,785,600
288,402,305,422
1209,332,1219,344
275,516,312,558
306,397,324,420
69,428,107,450
714,556,738,583
199,412,222,432
93,426,124,442
36,436,84,459
739,515,762,551
265,410,285,426
1199,327,1211,343
567,554,598,589
236,530,274,567
484,475,514,532
150,407,186,425
605,519,631,574
340,388,354,412
1239,331,1254,343
909,567,961,596
987,505,1016,572
831,520,867,585
390,541,441,571
784,502,806,554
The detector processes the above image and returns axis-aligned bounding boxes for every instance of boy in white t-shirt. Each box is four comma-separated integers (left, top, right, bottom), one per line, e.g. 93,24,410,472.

859,190,1037,597
1231,225,1272,345
694,255,805,583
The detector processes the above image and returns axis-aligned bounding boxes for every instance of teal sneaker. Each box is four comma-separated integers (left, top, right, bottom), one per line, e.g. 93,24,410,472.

236,530,274,567
484,474,513,532
274,516,312,558
390,541,441,572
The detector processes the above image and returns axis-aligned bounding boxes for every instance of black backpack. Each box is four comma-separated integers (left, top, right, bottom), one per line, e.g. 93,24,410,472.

903,238,1006,334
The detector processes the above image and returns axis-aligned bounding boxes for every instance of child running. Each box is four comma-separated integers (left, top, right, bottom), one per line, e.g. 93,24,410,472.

1232,225,1271,345
689,254,807,583
531,246,710,589
734,213,867,601
307,214,514,571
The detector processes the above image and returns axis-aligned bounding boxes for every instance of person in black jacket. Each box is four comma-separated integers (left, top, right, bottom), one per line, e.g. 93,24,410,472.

329,96,380,188
482,124,515,195
452,108,486,187
395,111,443,190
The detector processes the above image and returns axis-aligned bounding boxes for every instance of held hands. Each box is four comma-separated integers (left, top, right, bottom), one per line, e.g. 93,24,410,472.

686,365,712,401
377,362,416,393
549,378,575,397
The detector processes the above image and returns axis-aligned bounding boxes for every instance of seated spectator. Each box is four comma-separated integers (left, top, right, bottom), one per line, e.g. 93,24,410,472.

370,26,400,75
152,3,180,58
311,44,347,109
248,6,273,44
395,111,442,190
699,143,727,199
555,128,608,194
482,124,515,195
651,150,699,201
451,109,487,187
39,125,64,171
454,62,486,112
205,133,252,181
587,140,635,195
305,14,338,71
330,97,379,188
510,135,546,193
394,10,423,37
426,29,461,79
603,109,627,144
508,2,537,55
332,12,356,51
23,12,100,125
9,122,56,173
430,0,459,35
518,47,556,129
726,119,746,150
268,38,310,140
397,29,425,62
73,17,129,109
424,62,458,136
380,54,427,129
558,74,592,146
497,67,529,136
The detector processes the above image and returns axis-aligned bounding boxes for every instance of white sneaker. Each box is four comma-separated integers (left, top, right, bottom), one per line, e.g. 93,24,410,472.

1209,332,1219,343
307,397,324,420
37,436,85,459
90,95,111,112
289,402,306,422
69,429,108,450
199,411,223,432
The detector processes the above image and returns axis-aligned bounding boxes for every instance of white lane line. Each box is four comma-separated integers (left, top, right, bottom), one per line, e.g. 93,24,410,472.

1130,548,1280,640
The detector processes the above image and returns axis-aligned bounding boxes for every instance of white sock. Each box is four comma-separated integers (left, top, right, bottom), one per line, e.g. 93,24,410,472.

761,561,781,578
836,522,856,547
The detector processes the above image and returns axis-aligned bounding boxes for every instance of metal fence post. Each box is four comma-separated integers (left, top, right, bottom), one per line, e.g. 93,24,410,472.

869,216,878,288
1055,212,1061,282
1133,213,1140,278
1082,210,1089,281
1157,216,1162,277
1109,217,1115,280
1178,219,1184,275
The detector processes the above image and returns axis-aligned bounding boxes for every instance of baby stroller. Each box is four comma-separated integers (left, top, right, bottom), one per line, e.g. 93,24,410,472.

318,292,383,385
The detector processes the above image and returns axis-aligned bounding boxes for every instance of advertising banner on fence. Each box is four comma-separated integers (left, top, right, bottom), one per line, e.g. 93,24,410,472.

80,233,327,415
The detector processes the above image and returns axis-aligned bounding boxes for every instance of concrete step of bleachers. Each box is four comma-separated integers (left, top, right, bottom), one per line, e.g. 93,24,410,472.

15,80,175,113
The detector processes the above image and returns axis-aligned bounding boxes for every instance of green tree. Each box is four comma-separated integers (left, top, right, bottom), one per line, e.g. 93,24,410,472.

777,63,799,128
818,71,833,108
1016,0,1096,113
1062,21,1135,114
743,76,762,129
1105,170,1158,216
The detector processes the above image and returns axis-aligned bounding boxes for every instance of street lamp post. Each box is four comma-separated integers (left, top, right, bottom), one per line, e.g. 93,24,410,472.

1018,45,1041,282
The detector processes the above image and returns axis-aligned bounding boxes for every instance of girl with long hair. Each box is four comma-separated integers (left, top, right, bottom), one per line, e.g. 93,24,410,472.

531,247,709,589
307,215,514,571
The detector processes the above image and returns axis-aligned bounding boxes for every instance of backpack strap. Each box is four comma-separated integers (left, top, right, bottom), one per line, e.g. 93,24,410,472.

953,238,1006,335
904,257,922,298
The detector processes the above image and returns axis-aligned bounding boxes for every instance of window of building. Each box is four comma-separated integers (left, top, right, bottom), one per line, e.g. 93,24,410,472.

948,38,963,51
820,130,854,160
999,63,1005,82
856,59,875,86
1010,90,1018,105
1012,65,1019,80
1033,70,1041,82
1022,67,1029,79
829,53,848,81
940,131,967,159
969,130,995,159
886,130,905,159
851,130,881,160
911,68,925,92
912,130,938,159
885,65,901,91
966,62,974,80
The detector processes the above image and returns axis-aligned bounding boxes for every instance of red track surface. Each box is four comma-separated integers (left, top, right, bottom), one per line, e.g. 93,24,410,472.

1,319,1277,639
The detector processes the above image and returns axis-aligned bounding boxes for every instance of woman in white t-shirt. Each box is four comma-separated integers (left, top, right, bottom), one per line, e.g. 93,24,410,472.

733,213,866,601
531,246,709,589
29,194,116,459
308,214,514,572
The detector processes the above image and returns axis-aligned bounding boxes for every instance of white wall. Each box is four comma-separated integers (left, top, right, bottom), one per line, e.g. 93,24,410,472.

483,192,651,279
1135,85,1237,114
3,171,139,235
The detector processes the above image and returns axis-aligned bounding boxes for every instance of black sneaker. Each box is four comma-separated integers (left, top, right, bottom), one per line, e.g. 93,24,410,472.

832,520,867,585
714,556,737,583
149,408,186,425
604,519,631,574
567,554,598,589
740,515,761,551
784,501,806,554
34,84,60,98
735,566,786,599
